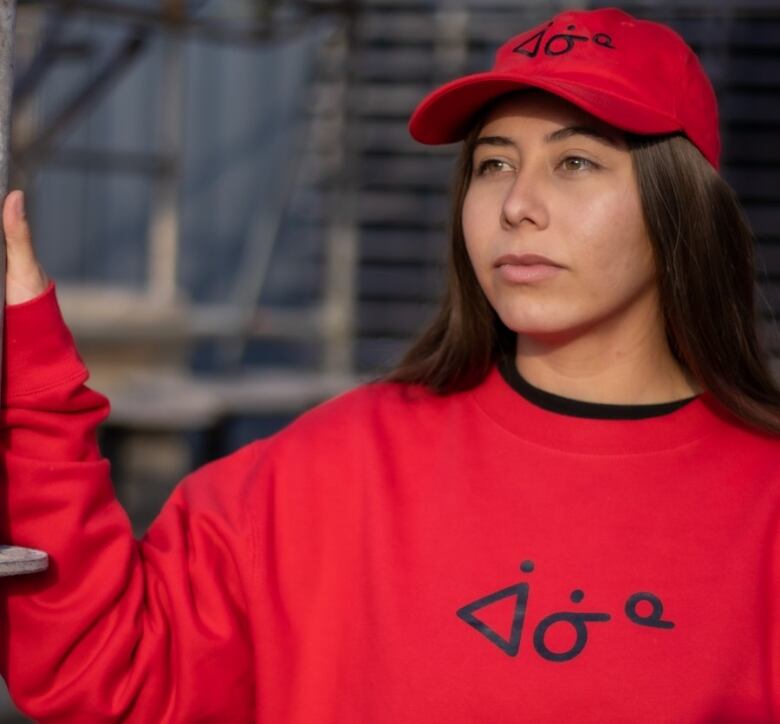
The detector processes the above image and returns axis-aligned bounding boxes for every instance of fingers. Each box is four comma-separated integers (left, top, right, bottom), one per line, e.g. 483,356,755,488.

3,190,49,305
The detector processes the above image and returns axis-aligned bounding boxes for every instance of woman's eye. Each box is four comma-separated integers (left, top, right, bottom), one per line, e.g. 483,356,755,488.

560,156,597,172
475,159,510,176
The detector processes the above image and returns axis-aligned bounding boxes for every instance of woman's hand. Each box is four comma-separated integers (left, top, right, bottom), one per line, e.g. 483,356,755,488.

3,189,49,305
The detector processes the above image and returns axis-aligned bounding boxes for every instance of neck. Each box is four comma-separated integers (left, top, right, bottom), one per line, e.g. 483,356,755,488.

514,305,702,405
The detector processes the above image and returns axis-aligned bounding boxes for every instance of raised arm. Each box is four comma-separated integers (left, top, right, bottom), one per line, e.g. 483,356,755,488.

0,191,258,722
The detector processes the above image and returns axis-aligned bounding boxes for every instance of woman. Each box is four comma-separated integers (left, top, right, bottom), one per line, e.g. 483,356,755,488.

1,7,778,723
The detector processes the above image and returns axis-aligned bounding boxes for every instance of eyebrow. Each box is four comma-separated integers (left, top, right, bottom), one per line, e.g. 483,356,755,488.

474,125,623,150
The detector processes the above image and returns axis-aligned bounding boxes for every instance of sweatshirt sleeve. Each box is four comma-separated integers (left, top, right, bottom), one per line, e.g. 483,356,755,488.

0,282,259,723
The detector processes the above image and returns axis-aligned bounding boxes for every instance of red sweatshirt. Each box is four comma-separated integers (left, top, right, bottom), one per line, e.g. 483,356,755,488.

1,283,778,723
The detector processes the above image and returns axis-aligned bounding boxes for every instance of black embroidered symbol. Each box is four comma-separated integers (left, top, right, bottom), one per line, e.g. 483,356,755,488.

455,559,535,656
512,22,616,58
512,24,552,58
545,29,589,56
456,560,674,662
592,32,616,49
532,589,611,662
625,592,675,629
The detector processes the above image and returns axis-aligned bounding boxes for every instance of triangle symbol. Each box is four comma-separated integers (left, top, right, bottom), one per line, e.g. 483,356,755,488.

513,29,545,57
456,582,529,656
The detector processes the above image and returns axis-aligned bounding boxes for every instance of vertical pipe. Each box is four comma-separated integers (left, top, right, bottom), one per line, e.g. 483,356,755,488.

148,0,184,304
0,0,16,350
147,35,183,303
322,18,356,376
0,0,49,576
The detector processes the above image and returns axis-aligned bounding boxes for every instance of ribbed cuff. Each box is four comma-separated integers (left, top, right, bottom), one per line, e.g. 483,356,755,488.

3,281,88,401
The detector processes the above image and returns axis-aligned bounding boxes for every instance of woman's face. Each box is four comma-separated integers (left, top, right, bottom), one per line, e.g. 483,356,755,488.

462,90,659,346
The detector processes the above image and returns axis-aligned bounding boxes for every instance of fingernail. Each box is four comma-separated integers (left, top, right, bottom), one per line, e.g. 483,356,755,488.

15,191,25,220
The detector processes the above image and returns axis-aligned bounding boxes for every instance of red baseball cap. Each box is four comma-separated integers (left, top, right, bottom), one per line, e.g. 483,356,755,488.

408,7,721,169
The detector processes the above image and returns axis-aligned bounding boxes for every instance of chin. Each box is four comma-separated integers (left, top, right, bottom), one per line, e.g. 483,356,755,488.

495,305,580,338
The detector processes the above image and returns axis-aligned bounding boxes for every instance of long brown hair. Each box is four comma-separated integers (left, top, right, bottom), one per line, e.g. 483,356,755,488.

384,97,780,436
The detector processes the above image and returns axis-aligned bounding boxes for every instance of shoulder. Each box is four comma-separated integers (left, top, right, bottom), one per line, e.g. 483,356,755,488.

269,378,454,450
168,380,453,538
703,402,780,476
727,423,780,459
147,379,467,552
179,379,453,484
167,437,267,515
296,378,440,420
186,381,421,459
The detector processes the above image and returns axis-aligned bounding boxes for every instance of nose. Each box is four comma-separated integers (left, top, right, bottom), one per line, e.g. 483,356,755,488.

500,162,550,231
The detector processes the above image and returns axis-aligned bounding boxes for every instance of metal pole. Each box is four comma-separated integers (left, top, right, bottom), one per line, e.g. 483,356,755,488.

0,0,48,576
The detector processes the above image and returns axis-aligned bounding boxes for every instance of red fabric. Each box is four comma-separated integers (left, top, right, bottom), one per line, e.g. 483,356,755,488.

1,283,778,722
408,7,721,170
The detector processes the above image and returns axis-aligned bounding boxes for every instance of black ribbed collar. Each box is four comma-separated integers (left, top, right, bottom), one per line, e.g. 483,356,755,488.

498,354,699,420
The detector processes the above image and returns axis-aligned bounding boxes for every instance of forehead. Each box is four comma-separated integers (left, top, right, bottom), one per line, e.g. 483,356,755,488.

477,89,627,147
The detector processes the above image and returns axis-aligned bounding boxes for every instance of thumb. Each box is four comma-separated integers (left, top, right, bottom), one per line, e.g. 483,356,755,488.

3,190,49,305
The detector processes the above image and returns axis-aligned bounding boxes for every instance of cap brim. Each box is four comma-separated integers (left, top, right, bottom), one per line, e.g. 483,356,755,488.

408,71,683,144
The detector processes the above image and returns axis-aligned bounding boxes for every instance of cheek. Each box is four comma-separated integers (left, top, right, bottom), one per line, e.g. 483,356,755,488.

461,180,512,256
565,186,654,290
461,187,492,267
461,192,477,251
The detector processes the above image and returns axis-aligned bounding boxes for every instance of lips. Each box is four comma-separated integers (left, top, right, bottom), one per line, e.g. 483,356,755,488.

494,253,564,284
494,253,563,268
